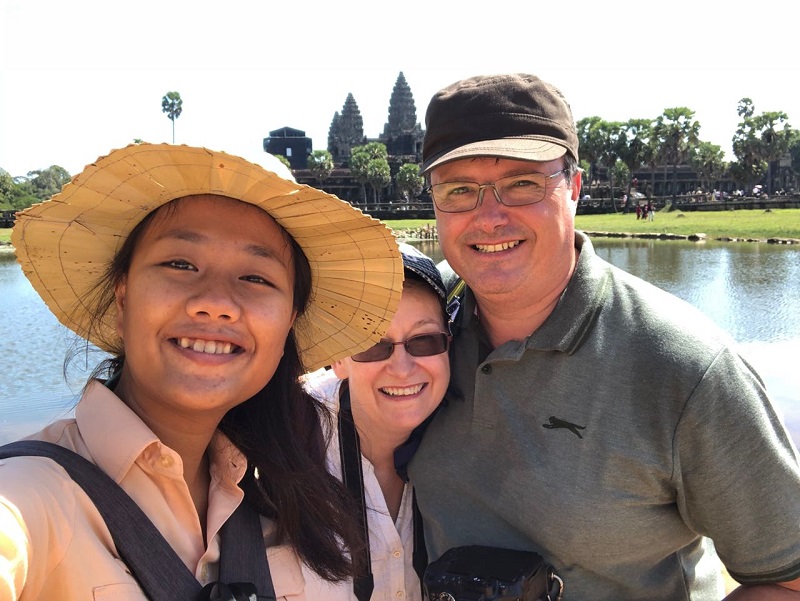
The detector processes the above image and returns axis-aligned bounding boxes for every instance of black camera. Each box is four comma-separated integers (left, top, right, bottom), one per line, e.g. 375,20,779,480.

423,545,563,601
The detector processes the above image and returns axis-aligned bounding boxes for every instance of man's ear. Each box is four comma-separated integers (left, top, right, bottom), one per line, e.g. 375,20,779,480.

114,277,127,338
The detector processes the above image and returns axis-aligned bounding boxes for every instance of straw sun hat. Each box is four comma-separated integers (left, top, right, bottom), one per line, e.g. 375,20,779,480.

12,143,404,371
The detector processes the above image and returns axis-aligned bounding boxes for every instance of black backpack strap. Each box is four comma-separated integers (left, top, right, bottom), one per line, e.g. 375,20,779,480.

218,497,275,600
0,440,202,601
337,382,375,601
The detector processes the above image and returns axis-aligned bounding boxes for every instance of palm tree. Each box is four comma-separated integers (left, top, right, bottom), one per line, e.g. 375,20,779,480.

653,107,700,200
596,121,626,212
576,116,605,200
307,150,334,185
161,91,183,144
396,163,424,203
350,143,388,203
619,119,655,201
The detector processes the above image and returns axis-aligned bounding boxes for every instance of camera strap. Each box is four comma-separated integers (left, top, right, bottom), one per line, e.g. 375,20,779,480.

338,382,427,601
338,382,374,601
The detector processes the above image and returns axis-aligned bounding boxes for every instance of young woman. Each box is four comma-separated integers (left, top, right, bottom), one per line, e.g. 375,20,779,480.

303,244,450,601
0,143,404,600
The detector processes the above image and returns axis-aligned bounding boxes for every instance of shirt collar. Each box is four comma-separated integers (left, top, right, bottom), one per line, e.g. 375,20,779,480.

76,380,247,486
523,232,609,355
452,231,608,356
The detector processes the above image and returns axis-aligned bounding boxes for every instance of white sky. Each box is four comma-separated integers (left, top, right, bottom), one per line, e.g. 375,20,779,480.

1,0,798,177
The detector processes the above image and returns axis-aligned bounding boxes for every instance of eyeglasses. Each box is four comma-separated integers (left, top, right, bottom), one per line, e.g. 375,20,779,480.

427,169,568,213
351,332,452,363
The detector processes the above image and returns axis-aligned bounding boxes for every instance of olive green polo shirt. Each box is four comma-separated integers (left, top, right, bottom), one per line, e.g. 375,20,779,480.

410,232,800,600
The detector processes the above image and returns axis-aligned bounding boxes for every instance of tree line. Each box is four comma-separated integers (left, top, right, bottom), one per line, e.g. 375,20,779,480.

0,165,72,212
302,143,424,204
4,95,797,213
578,99,799,211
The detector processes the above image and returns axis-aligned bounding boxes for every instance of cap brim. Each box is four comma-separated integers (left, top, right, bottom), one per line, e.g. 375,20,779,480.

423,138,567,174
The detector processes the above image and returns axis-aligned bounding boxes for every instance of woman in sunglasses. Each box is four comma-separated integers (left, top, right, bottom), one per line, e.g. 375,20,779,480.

303,244,450,601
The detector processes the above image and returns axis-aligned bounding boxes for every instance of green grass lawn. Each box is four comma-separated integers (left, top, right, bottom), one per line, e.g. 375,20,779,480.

575,208,800,240
385,209,800,241
0,228,11,244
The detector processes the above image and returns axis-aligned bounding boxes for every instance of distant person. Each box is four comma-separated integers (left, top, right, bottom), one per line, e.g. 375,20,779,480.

648,201,655,221
304,244,449,601
408,73,800,600
0,144,404,600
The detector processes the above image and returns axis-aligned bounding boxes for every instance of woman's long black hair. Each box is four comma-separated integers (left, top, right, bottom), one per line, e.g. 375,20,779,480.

80,196,364,581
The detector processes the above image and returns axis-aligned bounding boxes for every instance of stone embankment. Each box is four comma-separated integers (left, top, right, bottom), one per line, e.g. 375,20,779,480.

393,228,800,245
583,231,800,245
393,224,438,242
0,242,15,256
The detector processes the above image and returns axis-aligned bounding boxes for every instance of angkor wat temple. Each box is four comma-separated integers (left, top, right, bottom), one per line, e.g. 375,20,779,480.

263,72,792,210
263,72,424,204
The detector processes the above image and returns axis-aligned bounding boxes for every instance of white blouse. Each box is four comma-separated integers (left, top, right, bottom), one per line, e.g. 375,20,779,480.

303,368,422,601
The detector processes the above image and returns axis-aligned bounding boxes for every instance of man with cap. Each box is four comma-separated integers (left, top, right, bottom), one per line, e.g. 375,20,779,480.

408,74,800,600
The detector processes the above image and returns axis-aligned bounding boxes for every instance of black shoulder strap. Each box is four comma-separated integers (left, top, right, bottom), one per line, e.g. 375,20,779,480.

339,383,429,600
0,440,275,601
337,383,374,601
218,495,275,600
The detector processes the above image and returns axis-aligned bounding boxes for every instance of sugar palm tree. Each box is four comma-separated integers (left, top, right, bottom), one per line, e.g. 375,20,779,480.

161,91,183,144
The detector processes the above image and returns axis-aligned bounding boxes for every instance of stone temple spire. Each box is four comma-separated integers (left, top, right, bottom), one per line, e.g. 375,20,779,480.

328,93,365,163
380,72,423,158
383,72,419,137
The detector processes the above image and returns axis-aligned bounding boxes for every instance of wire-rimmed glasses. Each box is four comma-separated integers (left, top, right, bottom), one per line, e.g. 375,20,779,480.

428,169,568,213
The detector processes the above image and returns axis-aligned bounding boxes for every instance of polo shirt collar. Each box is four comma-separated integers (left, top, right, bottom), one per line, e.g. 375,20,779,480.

452,231,609,356
524,232,610,355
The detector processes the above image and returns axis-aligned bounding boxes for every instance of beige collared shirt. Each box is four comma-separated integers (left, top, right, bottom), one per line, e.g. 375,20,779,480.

0,380,351,600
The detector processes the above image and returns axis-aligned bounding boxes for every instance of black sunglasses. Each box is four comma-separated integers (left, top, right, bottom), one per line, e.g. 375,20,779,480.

351,332,452,363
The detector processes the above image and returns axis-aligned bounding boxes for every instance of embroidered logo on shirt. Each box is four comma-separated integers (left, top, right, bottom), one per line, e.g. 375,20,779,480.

542,416,586,439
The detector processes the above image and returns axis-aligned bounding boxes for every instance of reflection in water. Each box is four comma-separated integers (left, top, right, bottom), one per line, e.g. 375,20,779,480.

590,239,800,344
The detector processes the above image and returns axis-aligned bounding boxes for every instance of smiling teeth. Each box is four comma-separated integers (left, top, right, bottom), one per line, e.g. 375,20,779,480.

178,338,234,354
380,384,424,396
475,240,521,253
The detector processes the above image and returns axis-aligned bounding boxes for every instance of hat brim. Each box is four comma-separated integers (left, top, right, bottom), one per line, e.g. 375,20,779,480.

422,138,567,174
11,143,403,372
398,244,446,300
